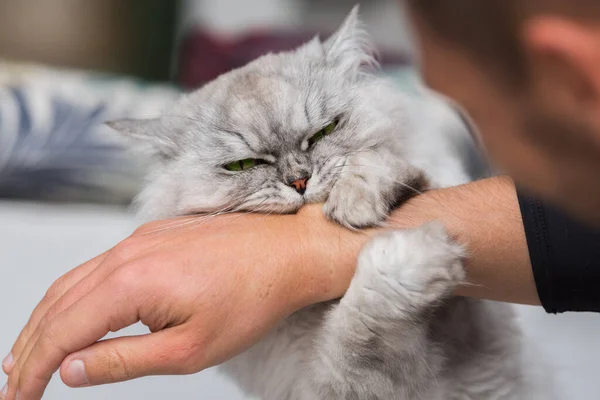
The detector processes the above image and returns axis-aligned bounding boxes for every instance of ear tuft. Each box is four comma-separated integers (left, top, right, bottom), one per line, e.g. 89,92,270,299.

296,35,324,58
323,5,377,75
105,118,161,139
106,117,177,156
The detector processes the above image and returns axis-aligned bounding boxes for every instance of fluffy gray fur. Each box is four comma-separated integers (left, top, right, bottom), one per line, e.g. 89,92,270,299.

109,7,551,399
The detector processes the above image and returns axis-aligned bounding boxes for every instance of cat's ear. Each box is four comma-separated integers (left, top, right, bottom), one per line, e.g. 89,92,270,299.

323,5,376,75
106,118,177,156
296,35,324,58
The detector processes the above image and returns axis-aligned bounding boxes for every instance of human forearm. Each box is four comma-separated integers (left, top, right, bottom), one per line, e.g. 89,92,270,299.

388,176,539,304
305,176,539,306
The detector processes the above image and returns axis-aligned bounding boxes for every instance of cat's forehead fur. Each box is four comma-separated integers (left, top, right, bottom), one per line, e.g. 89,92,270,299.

182,60,325,145
169,8,372,157
109,6,374,157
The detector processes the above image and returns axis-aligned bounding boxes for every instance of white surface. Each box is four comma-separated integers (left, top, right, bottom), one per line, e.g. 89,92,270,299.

2,201,600,399
0,201,248,400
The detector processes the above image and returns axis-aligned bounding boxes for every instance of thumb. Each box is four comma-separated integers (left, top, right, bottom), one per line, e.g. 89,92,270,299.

59,328,201,387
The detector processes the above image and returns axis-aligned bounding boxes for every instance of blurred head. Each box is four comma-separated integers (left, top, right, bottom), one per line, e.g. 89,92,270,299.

407,0,600,224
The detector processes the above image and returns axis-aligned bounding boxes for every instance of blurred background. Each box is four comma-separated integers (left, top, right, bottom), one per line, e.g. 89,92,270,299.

0,0,413,205
1,1,599,399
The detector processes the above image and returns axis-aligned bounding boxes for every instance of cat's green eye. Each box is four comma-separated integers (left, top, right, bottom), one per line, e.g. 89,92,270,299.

308,120,339,147
224,158,265,172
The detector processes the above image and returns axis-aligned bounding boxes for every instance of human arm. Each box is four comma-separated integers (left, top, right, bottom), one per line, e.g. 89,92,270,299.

314,175,540,305
382,175,600,309
387,176,540,305
0,211,359,400
3,175,584,400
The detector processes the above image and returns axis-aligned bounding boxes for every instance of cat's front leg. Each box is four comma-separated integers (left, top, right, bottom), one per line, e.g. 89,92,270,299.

304,222,465,400
323,156,426,228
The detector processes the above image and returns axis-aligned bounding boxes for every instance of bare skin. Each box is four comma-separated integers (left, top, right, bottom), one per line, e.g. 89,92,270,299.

4,1,600,398
388,176,537,305
0,176,536,400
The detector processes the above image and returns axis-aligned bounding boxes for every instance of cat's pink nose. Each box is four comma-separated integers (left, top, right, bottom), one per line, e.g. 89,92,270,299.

288,176,309,195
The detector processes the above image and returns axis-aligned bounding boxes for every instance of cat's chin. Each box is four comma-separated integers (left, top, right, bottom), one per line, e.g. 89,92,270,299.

303,191,330,205
237,190,330,214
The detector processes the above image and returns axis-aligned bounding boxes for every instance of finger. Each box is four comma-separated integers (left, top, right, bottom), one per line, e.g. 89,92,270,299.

10,252,119,376
3,252,108,375
11,272,144,400
6,218,199,395
8,228,171,377
9,230,176,379
59,327,198,387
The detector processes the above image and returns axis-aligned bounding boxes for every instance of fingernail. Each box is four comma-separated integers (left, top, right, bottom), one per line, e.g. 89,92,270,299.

0,383,7,398
2,353,12,370
64,360,89,387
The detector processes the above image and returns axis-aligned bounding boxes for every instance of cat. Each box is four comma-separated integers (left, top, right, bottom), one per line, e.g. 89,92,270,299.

108,6,549,400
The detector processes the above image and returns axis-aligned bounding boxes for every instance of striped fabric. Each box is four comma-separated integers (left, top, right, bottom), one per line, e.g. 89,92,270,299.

0,61,180,203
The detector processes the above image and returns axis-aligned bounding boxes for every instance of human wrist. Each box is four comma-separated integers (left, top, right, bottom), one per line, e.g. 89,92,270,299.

290,205,370,307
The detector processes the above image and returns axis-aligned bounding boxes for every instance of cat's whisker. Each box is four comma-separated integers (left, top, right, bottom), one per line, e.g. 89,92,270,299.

235,197,270,214
215,198,290,227
140,214,224,234
138,216,201,233
141,193,257,234
420,354,439,389
142,210,235,234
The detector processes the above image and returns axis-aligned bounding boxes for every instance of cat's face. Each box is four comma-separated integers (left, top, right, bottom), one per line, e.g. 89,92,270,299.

110,7,387,219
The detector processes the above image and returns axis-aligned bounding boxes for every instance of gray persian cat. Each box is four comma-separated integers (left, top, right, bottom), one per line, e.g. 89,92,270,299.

109,7,549,400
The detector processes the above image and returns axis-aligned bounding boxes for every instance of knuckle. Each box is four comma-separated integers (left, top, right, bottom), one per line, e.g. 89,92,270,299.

43,276,67,302
109,262,146,292
170,336,205,374
42,302,62,324
106,348,133,381
38,319,66,356
109,237,144,264
37,314,51,332
40,319,60,346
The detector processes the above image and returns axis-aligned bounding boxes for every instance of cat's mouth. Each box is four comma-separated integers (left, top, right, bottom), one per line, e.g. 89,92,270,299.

236,188,327,216
186,173,335,217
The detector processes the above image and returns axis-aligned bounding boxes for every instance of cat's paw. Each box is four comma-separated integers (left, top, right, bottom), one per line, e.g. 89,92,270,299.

323,176,388,229
354,222,465,312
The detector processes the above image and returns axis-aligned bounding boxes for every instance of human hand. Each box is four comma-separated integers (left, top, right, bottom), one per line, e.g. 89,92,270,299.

0,177,533,400
1,206,364,400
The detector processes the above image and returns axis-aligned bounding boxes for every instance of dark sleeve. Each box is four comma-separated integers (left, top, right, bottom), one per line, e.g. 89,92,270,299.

517,189,600,313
